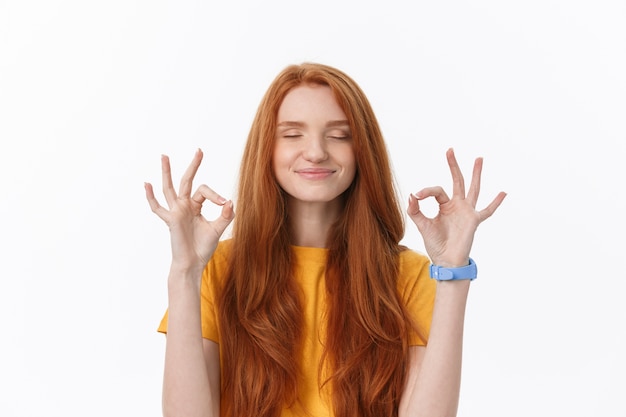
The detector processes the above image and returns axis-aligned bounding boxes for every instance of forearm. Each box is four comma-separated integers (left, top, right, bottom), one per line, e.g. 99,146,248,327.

162,266,218,417
400,280,470,417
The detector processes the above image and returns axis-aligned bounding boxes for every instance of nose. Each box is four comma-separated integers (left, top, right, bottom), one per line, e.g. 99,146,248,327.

302,136,328,163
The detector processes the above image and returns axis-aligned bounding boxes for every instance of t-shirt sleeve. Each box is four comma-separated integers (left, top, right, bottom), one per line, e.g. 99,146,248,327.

199,263,221,341
398,250,436,346
156,243,228,343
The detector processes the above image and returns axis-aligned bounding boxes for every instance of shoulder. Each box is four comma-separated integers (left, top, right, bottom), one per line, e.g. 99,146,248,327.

211,239,233,266
398,247,430,273
396,247,433,296
201,239,234,286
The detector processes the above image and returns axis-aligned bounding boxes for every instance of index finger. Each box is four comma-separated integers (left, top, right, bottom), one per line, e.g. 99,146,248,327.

446,148,466,199
178,149,204,198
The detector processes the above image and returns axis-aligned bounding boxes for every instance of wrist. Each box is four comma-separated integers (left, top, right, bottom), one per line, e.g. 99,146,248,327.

430,255,470,269
436,279,471,291
169,258,205,274
168,263,204,287
430,258,477,281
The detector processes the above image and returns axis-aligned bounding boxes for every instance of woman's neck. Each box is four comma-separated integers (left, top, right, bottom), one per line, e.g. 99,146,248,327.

287,198,341,248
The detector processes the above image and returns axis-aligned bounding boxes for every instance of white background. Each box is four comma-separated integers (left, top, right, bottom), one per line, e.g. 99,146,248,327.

1,1,625,416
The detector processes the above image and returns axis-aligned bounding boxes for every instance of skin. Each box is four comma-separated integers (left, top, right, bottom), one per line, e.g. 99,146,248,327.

145,84,506,417
273,84,356,247
145,152,229,417
400,150,506,417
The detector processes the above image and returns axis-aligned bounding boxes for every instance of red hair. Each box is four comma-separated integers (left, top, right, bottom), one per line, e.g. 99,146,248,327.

218,63,417,417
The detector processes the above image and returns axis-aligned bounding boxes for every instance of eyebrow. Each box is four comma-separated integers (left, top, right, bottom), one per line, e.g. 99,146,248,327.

277,120,350,128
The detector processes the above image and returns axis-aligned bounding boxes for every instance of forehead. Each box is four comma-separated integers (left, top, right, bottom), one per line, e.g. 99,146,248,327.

277,84,347,122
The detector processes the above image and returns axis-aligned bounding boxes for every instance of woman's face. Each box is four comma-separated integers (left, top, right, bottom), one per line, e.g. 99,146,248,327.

273,84,356,207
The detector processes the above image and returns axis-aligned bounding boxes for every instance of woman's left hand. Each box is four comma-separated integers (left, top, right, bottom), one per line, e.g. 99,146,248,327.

407,148,506,268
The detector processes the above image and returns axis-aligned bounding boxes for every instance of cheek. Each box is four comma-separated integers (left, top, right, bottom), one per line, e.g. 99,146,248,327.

271,143,284,169
271,145,292,185
342,148,357,178
272,148,287,174
347,164,357,184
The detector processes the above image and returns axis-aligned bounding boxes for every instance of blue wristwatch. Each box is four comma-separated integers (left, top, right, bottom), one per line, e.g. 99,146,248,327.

429,258,477,281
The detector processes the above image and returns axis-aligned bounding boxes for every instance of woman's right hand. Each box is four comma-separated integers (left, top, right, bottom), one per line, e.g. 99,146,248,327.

144,149,235,276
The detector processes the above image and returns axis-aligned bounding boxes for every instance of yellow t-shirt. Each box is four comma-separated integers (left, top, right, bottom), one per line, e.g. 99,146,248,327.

158,239,436,416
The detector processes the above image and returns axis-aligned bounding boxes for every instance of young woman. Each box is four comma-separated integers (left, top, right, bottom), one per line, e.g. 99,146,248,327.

145,62,506,417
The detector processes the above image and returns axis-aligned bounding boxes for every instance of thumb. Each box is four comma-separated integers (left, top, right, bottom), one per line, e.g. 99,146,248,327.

407,194,428,232
211,200,235,236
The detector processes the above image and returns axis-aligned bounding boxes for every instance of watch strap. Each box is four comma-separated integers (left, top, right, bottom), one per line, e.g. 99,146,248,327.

430,258,477,281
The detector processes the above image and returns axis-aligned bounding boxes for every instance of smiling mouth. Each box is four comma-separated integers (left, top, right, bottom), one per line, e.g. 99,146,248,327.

295,168,336,179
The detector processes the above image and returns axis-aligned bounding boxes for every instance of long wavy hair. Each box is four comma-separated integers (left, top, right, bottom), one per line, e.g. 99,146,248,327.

218,63,416,417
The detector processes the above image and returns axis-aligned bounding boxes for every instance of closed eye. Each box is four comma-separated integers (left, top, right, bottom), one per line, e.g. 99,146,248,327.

327,127,351,141
328,134,351,141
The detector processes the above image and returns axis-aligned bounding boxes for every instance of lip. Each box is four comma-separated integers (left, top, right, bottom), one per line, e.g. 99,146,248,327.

295,168,336,180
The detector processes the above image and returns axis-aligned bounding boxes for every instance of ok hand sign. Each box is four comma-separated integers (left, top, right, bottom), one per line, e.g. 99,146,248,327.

407,148,506,268
144,149,235,275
